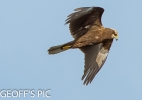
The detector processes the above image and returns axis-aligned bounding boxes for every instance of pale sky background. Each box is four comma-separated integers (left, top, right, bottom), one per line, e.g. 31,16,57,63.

0,0,142,100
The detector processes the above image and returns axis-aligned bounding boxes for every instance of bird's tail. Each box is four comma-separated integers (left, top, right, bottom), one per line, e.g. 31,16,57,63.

48,41,75,54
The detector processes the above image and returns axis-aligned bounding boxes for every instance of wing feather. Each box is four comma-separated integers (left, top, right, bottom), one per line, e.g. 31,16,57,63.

65,7,104,39
80,39,113,85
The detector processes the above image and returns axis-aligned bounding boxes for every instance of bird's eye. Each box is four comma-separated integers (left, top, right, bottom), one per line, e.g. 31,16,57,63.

114,33,117,36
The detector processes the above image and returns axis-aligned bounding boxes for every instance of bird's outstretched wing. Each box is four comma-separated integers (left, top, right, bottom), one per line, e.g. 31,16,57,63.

65,7,104,39
81,39,113,85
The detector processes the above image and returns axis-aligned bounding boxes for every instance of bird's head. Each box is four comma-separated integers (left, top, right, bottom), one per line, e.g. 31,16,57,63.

111,29,118,41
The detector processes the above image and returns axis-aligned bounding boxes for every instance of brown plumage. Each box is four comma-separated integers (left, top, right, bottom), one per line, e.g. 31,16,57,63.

48,7,118,85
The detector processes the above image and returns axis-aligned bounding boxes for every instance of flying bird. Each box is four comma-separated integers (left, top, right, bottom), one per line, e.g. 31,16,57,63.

48,7,118,85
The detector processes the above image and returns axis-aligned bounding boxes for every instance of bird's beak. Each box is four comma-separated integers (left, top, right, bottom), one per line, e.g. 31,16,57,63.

114,35,118,41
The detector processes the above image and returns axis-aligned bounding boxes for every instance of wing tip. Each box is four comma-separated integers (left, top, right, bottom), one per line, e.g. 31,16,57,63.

81,73,93,86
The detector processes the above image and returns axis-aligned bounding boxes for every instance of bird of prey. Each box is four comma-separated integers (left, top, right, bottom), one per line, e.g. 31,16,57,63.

48,7,118,85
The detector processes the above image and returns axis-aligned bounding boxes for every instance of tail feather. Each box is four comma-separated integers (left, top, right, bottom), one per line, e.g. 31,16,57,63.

48,41,74,54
